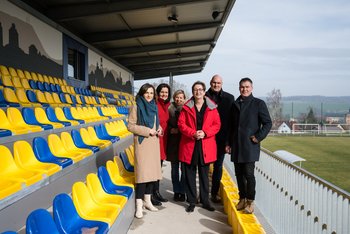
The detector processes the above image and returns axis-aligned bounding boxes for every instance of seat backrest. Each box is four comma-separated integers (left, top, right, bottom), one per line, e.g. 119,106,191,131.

65,93,73,104
35,90,49,104
35,107,50,122
48,134,66,155
46,107,59,122
7,107,27,127
22,107,41,125
28,80,38,89
43,82,51,92
37,73,44,82
106,160,121,181
24,70,32,79
12,77,23,88
36,81,45,91
0,65,10,76
119,152,134,172
86,173,106,201
43,75,50,83
2,75,14,87
50,83,57,92
53,193,80,231
26,209,60,234
72,182,97,213
0,145,19,173
3,87,19,104
16,88,30,104
59,92,67,103
52,92,62,105
13,140,39,168
0,89,8,107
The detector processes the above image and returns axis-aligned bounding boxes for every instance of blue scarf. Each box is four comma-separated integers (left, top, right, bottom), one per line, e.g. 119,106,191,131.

136,96,160,144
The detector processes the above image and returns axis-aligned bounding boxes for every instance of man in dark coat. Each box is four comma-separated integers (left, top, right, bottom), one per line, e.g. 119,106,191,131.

205,74,235,203
226,77,272,214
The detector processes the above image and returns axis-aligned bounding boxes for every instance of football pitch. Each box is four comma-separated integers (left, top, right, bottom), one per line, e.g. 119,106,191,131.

262,135,350,193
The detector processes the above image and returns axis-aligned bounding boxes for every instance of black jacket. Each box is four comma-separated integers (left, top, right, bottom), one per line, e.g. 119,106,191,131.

206,89,235,155
228,94,272,163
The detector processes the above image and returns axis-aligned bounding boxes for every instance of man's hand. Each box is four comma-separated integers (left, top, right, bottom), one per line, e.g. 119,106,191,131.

250,135,259,143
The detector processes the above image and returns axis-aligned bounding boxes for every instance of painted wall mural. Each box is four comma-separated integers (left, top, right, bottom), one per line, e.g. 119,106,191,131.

88,49,132,93
0,1,62,77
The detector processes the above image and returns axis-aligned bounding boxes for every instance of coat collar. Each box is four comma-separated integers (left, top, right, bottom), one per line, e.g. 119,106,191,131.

185,96,217,110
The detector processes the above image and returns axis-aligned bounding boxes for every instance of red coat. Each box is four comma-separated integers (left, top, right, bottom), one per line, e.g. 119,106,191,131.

157,98,170,160
178,97,221,164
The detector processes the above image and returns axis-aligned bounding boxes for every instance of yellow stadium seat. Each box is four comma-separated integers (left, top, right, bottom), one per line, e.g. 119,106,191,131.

80,107,98,122
72,181,119,226
48,134,84,162
7,107,42,132
20,78,32,90
114,156,134,179
55,107,79,126
0,108,30,134
37,73,44,82
61,85,68,93
0,145,43,186
64,93,73,105
60,132,93,158
57,78,64,86
106,161,134,188
62,79,67,86
16,69,25,79
24,70,32,79
31,72,38,81
0,65,10,76
35,90,50,106
1,75,14,88
48,76,54,84
44,92,58,106
87,126,112,148
84,96,91,105
86,173,127,209
75,95,83,106
13,140,61,176
125,147,134,167
52,92,67,107
43,75,50,83
3,87,20,106
34,107,64,129
0,179,23,200
79,128,107,149
16,88,32,107
53,77,59,84
90,107,108,121
8,67,18,77
12,76,23,89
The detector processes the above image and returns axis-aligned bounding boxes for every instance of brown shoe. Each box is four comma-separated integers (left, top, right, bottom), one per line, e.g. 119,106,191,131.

243,199,254,214
236,198,246,210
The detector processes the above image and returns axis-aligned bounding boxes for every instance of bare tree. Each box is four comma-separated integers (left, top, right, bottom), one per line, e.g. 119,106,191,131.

266,88,283,129
151,79,190,100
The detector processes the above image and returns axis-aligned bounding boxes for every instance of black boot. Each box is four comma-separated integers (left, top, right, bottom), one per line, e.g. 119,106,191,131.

153,190,168,202
151,195,162,206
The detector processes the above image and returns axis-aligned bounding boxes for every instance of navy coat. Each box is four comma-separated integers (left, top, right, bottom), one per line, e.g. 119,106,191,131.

228,94,272,163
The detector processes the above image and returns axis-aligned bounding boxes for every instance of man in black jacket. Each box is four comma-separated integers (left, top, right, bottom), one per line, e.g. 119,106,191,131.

226,77,272,214
206,74,235,203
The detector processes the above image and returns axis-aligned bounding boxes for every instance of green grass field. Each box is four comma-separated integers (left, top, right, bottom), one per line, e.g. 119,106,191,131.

261,136,350,192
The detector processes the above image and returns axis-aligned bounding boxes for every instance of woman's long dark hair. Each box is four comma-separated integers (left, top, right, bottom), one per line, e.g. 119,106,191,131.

156,83,171,103
136,83,156,100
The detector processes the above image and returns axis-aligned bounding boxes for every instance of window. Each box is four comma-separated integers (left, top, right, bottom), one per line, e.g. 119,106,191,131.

68,48,85,81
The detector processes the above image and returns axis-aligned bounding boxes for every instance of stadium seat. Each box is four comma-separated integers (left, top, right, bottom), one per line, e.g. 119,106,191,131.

46,107,71,126
80,128,111,149
22,108,53,130
26,90,40,105
8,67,18,77
7,107,42,132
71,129,99,153
53,193,109,234
105,161,134,188
86,173,127,209
0,108,30,134
60,132,93,158
114,156,134,179
72,182,120,226
119,152,134,172
24,70,32,80
16,88,38,107
0,145,43,186
13,140,61,176
35,90,49,107
71,107,92,123
97,166,133,199
12,77,23,89
0,89,9,107
52,92,66,107
32,137,73,168
37,73,44,82
0,179,22,200
48,76,55,84
125,147,134,167
63,107,85,124
34,107,64,128
36,81,45,92
1,75,15,88
87,126,112,147
3,87,20,107
54,107,79,125
48,134,84,162
16,69,24,79
28,80,38,89
75,94,84,106
64,93,73,105
43,82,51,92
44,92,58,106
94,124,118,143
43,75,50,83
50,83,57,92
26,209,60,234
0,128,12,137
55,84,62,93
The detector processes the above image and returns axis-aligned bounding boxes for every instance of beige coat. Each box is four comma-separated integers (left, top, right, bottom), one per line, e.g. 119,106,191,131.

127,105,162,183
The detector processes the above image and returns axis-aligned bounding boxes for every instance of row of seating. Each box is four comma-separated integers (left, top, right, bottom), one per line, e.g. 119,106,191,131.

4,147,135,234
220,168,266,234
0,106,126,137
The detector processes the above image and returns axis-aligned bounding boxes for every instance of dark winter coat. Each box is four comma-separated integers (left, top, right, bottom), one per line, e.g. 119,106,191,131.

228,94,272,163
166,102,182,162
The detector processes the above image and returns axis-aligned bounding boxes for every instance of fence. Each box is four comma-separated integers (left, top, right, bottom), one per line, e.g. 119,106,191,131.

254,149,349,234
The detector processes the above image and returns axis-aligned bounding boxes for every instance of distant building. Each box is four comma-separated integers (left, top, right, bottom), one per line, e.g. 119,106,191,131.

278,122,291,134
346,109,350,124
326,116,341,124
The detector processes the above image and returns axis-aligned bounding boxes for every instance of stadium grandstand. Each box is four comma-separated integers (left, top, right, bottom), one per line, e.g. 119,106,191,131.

0,1,349,234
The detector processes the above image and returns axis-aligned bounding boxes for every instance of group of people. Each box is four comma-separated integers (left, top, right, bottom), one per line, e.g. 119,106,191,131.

127,75,272,219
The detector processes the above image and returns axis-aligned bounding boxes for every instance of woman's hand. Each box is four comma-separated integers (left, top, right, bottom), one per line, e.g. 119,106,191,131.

149,129,157,136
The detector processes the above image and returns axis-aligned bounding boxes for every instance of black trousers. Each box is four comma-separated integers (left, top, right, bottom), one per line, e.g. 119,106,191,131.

153,160,164,192
234,162,256,200
211,153,225,197
135,181,155,199
183,163,210,205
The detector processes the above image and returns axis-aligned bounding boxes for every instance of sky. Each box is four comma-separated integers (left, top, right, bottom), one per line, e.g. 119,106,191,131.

135,0,350,97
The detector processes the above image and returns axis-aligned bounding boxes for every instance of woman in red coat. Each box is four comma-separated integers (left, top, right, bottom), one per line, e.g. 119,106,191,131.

152,83,171,205
178,81,221,213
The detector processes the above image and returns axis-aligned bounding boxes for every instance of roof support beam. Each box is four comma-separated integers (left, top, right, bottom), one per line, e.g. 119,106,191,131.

86,22,221,43
108,40,213,56
129,59,205,72
47,0,209,21
118,51,208,65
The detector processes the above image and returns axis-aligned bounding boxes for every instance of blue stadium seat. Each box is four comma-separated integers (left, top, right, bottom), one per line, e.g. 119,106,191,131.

55,84,62,93
62,107,85,124
70,94,77,106
36,81,45,92
28,80,38,89
0,129,12,137
119,152,134,172
46,107,71,127
71,129,99,153
100,124,120,142
0,89,8,107
32,137,73,168
1,231,18,234
22,107,53,130
50,83,57,92
59,92,68,105
80,95,87,105
43,82,51,92
96,107,110,119
26,209,60,234
94,124,118,143
97,166,133,199
53,193,109,234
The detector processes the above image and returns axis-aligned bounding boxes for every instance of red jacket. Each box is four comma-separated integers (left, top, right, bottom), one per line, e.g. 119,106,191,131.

157,98,170,160
178,97,221,164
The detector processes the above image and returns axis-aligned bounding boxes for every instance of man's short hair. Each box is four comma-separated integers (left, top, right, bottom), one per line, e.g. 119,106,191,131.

239,77,253,86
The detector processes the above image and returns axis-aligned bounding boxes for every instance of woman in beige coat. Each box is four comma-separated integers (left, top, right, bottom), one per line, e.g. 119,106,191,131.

127,83,163,219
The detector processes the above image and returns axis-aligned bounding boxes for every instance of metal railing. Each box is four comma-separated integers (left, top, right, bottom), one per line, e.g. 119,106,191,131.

255,149,349,234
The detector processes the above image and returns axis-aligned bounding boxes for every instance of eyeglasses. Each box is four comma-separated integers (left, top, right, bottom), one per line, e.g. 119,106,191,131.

193,89,204,92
